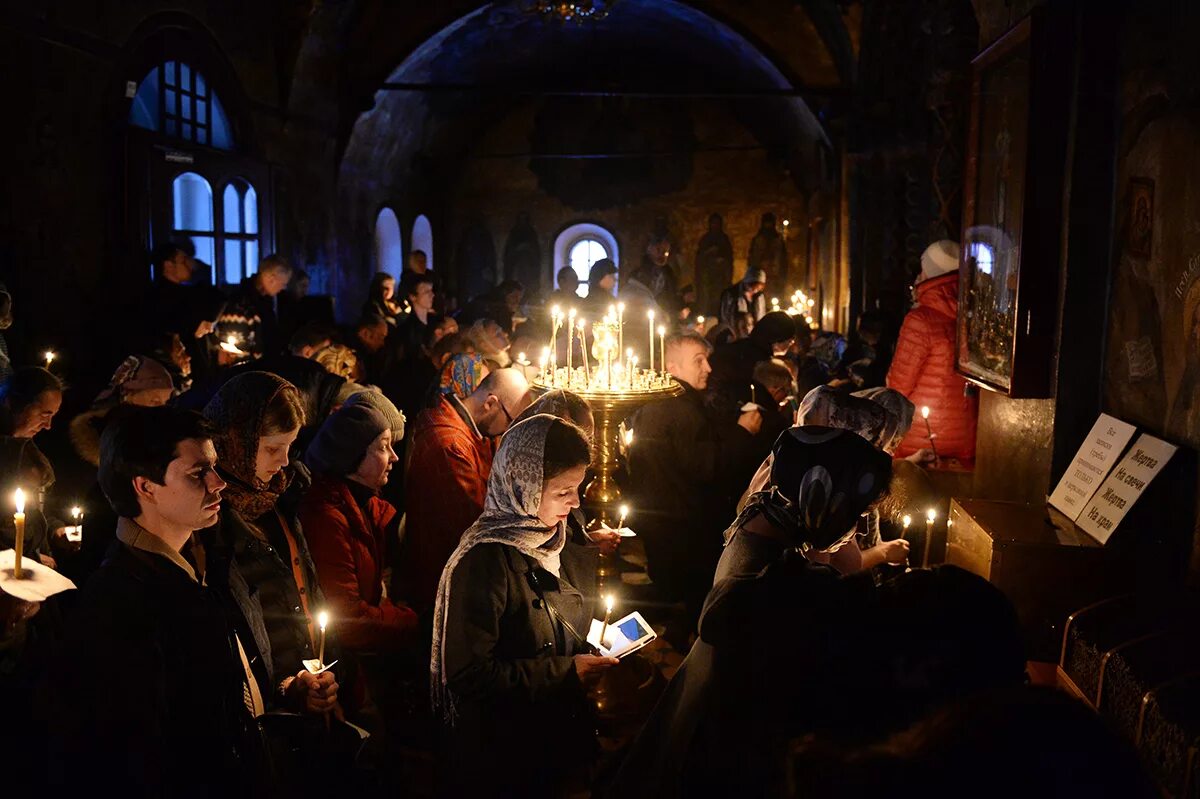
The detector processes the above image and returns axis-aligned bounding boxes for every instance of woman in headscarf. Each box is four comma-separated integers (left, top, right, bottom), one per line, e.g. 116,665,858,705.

363,272,403,325
438,352,489,402
200,372,340,718
432,414,617,798
605,427,892,798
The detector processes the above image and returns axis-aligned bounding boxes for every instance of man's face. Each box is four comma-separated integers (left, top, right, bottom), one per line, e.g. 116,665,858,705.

410,282,435,313
163,251,195,284
260,269,291,297
409,253,428,274
598,274,616,293
504,289,523,312
747,281,766,296
12,390,62,438
358,322,388,353
144,438,226,532
668,342,712,390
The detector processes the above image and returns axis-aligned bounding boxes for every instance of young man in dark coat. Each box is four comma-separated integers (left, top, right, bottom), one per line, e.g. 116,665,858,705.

40,406,266,797
627,332,762,638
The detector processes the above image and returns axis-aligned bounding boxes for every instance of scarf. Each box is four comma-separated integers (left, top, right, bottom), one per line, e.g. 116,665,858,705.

439,352,487,399
92,355,175,410
796,386,890,448
852,387,915,455
736,426,892,552
430,414,566,723
203,371,295,521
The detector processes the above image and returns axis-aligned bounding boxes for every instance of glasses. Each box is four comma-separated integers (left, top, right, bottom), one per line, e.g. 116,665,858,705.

491,395,515,426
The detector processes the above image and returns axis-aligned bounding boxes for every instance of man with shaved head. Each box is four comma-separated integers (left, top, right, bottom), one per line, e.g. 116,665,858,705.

400,367,533,615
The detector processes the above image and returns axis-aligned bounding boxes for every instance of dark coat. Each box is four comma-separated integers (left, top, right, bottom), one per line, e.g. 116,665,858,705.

41,543,262,797
200,482,325,695
440,541,598,797
218,278,283,358
605,546,877,799
627,385,757,616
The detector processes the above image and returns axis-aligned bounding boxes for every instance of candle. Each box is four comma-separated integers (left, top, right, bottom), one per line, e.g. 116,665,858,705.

599,594,614,651
696,315,705,329
44,351,55,369
629,356,638,389
623,428,634,448
538,348,549,382
577,319,590,384
920,406,941,462
13,488,25,579
647,310,655,372
923,508,937,568
567,309,577,376
900,514,912,540
317,610,329,667
617,302,625,359
617,503,629,530
658,325,666,377
67,504,83,543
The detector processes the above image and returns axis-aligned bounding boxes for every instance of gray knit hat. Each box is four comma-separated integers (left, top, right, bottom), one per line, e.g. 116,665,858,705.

345,388,405,442
305,404,390,477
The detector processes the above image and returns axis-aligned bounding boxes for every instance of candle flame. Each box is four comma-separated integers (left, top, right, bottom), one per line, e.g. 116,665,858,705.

14,488,24,514
623,429,633,446
569,307,577,318
921,406,930,419
902,514,911,528
317,610,329,631
605,594,614,612
696,315,705,325
657,325,665,336
926,508,937,522
44,351,55,363
617,302,625,312
517,352,526,363
648,309,654,320
71,506,82,520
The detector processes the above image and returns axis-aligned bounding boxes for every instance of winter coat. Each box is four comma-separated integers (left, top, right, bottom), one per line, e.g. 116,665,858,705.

217,278,282,358
401,396,494,615
298,473,417,652
627,384,758,617
717,283,767,329
440,541,598,797
41,541,262,797
886,272,978,459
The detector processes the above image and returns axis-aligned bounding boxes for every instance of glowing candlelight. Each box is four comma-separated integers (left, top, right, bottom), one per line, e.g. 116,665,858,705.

599,594,615,651
617,503,629,530
44,351,55,369
623,428,633,448
658,325,666,377
67,504,84,543
901,514,912,540
577,319,590,383
538,348,549,381
696,315,705,328
317,610,329,667
920,406,940,462
922,508,937,569
13,488,25,579
617,302,625,358
646,310,656,371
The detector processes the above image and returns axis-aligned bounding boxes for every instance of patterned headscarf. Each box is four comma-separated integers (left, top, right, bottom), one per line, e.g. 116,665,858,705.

852,387,915,455
431,414,566,723
92,355,175,410
797,386,890,448
203,372,301,520
740,426,891,552
439,352,487,399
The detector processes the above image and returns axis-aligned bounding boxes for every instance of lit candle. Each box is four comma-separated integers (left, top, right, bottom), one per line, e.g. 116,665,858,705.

577,319,590,384
43,351,55,369
599,594,614,651
623,428,634,448
658,325,666,377
696,315,705,329
68,504,83,543
617,503,629,530
317,610,329,667
920,406,940,462
647,310,655,372
617,302,625,359
901,514,912,540
538,348,549,382
567,309,577,377
923,508,937,568
629,356,638,389
13,488,25,579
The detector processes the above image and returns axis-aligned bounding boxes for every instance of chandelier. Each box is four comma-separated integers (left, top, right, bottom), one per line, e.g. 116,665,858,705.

523,0,618,24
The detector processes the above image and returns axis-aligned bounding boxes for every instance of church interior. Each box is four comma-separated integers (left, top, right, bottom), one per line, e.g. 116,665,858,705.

3,1,1200,796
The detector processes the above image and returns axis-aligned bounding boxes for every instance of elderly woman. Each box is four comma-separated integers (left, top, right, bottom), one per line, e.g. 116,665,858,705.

200,372,339,718
432,414,617,797
299,403,417,653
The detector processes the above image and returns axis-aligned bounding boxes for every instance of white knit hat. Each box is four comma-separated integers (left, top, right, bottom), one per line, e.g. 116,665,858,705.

920,240,961,281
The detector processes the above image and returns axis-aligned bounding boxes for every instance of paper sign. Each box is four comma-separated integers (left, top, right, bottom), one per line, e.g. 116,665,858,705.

1077,433,1178,544
1048,414,1137,520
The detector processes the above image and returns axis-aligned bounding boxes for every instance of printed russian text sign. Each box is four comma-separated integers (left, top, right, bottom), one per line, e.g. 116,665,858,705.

1076,433,1177,544
1048,414,1137,520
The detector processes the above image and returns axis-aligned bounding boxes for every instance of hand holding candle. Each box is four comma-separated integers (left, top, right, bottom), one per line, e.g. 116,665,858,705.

900,514,912,540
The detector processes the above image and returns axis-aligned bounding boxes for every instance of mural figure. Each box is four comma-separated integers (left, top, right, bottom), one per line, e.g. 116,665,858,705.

748,212,788,288
1168,284,1200,442
694,213,733,315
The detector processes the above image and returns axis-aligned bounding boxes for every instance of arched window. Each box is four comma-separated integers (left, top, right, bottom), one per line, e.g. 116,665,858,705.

553,222,619,298
222,179,259,285
129,61,234,150
375,208,404,278
172,172,215,281
411,215,434,270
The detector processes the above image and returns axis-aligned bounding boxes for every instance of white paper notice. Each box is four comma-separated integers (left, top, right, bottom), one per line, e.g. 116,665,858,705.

1048,414,1137,520
1077,433,1178,544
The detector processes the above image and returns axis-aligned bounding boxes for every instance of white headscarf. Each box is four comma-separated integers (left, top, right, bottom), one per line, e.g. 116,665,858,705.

430,413,567,723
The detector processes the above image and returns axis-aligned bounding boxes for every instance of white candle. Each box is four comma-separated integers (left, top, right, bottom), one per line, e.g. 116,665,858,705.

658,325,666,377
617,503,629,530
13,488,25,579
43,351,55,369
923,508,937,568
647,310,655,372
599,594,614,651
317,610,329,667
617,302,625,359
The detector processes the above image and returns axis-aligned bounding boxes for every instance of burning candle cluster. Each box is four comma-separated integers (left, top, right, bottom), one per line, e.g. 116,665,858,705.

537,304,678,394
777,289,819,329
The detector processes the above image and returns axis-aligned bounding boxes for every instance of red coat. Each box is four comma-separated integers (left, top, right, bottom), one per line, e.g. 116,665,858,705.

886,273,978,459
298,473,416,652
400,396,494,614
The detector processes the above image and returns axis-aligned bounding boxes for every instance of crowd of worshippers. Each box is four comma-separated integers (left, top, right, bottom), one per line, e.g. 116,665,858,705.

0,240,1156,798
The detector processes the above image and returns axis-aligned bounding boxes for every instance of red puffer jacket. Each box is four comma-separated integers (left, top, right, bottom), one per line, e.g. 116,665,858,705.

886,273,978,459
298,473,417,652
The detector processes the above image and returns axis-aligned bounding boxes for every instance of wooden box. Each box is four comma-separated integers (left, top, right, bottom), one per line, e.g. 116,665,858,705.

945,498,1125,660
